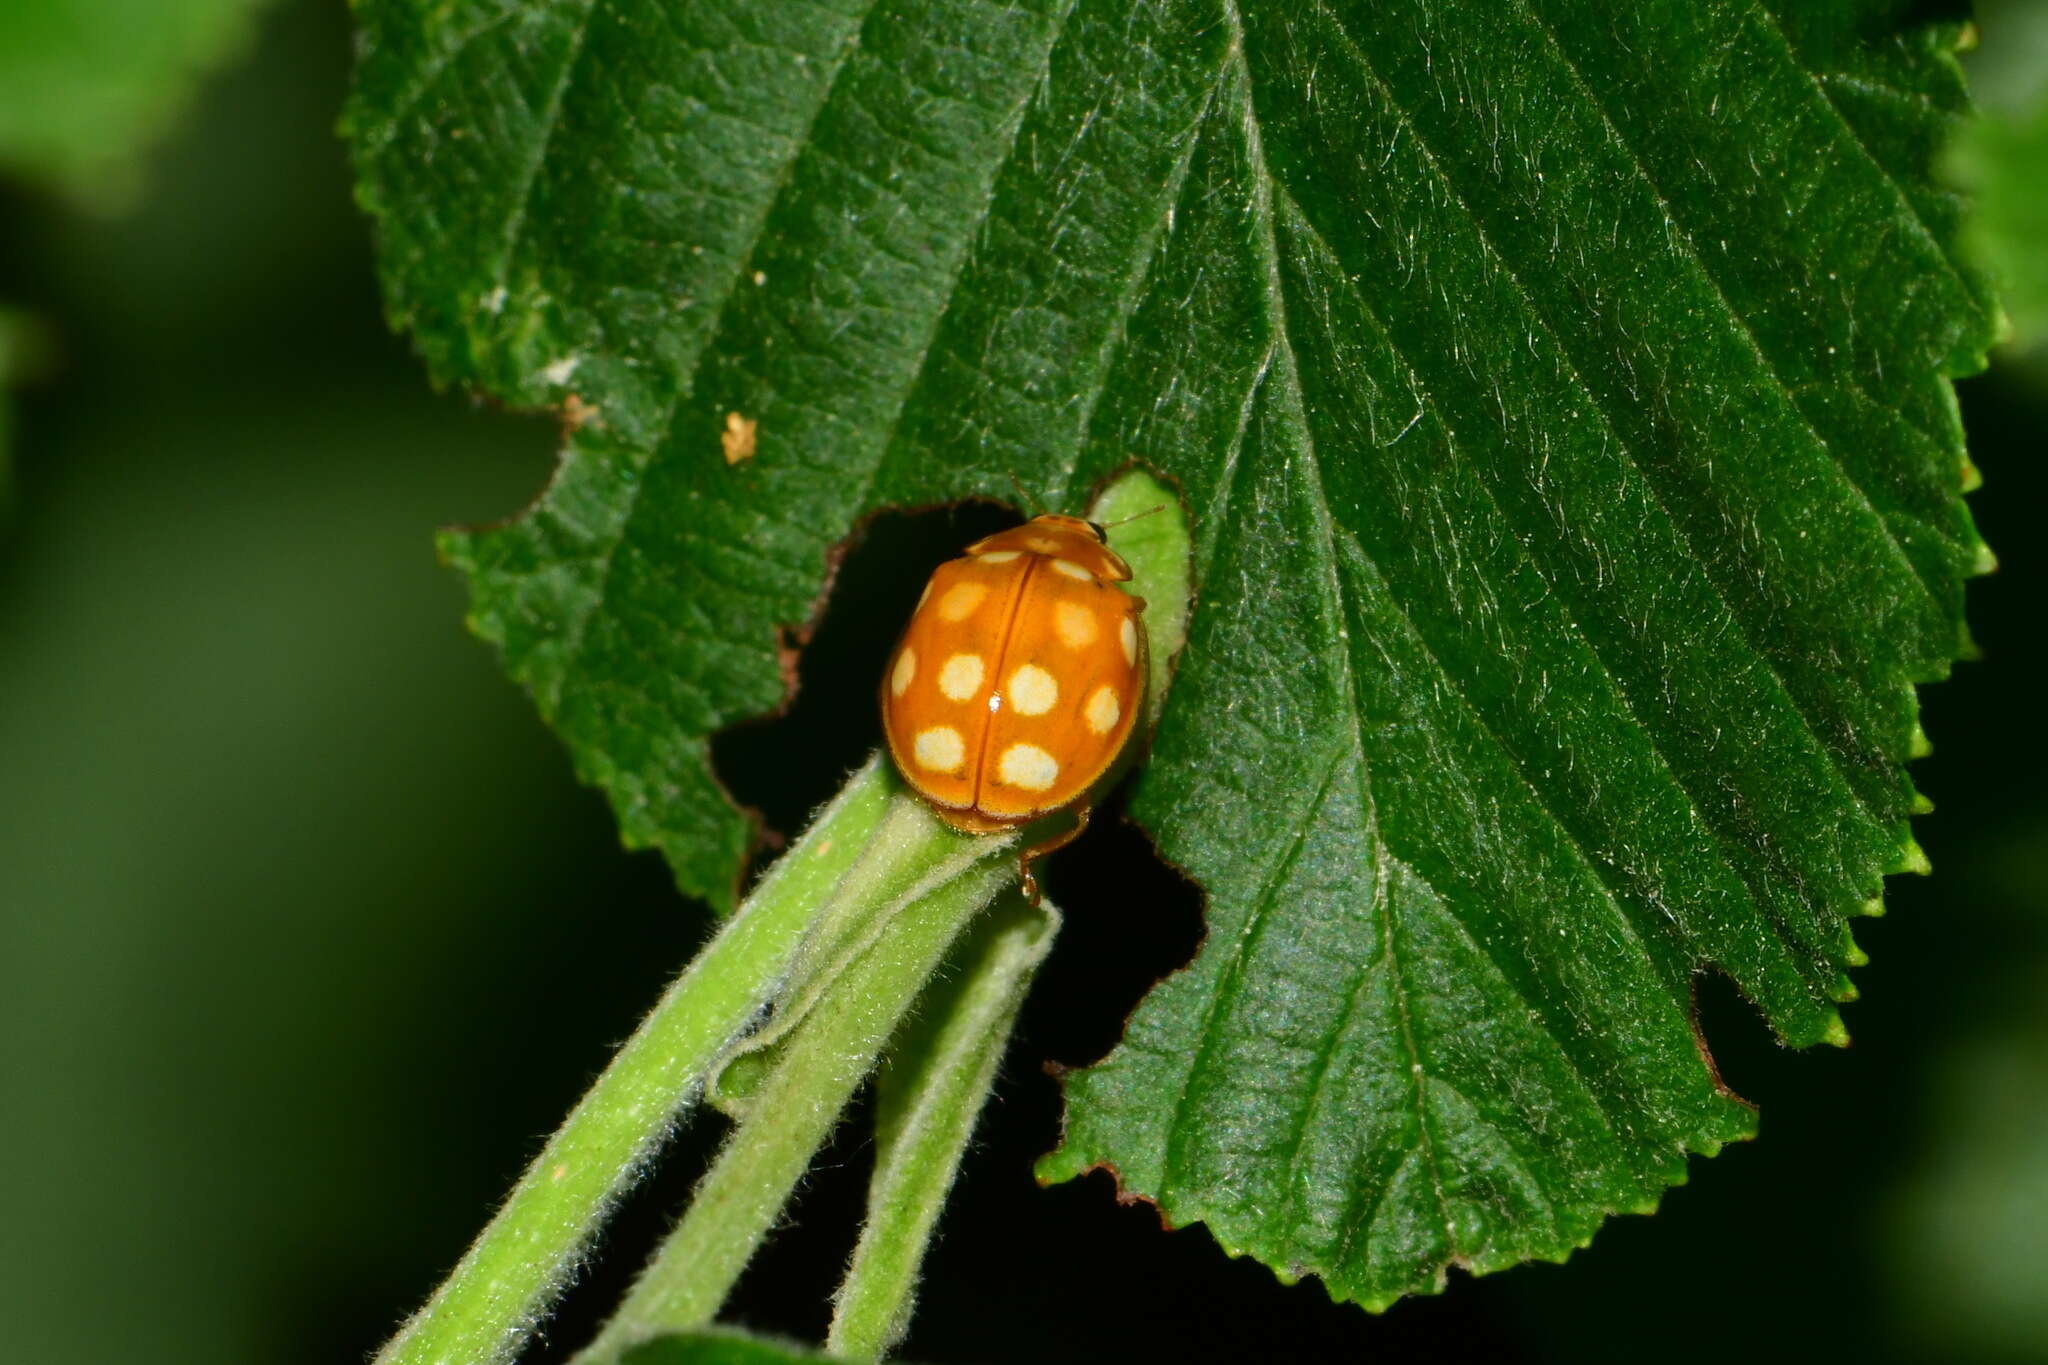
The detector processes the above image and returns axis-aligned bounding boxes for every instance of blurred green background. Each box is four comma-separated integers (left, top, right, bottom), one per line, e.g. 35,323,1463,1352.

1,3,2044,1363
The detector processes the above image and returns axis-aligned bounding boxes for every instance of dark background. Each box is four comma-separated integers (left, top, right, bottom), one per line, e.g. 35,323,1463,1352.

3,4,2043,1362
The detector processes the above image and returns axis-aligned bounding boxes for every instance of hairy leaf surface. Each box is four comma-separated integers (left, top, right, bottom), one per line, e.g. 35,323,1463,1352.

348,0,1993,1306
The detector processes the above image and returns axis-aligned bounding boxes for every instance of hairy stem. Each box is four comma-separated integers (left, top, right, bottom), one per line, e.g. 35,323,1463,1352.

827,893,1061,1361
377,757,917,1365
577,855,1020,1360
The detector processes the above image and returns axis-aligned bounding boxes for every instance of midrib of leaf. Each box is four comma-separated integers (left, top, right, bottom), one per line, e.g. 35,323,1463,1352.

1043,0,1986,1305
1215,26,1658,1238
1288,194,1826,981
1181,3,1961,940
1205,12,1844,1059
353,0,1991,1316
1186,22,1471,1252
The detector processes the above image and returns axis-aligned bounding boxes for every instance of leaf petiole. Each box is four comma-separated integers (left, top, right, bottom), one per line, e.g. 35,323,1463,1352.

827,893,1062,1361
576,836,1024,1360
375,758,985,1365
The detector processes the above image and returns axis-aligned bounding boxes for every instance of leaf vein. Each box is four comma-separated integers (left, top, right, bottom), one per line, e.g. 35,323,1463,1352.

490,0,600,320
554,2,880,690
369,5,530,147
1158,742,1349,1197
1295,1,1869,980
1517,0,1944,610
1057,73,1226,508
1219,0,1458,1254
847,0,1086,521
1306,0,1888,843
1747,0,1982,302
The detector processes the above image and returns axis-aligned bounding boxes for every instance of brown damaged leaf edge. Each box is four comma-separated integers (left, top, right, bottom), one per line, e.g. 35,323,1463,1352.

1053,1158,1179,1231
711,494,1020,890
1018,460,1207,1231
1683,969,1765,1115
688,462,1200,898
1031,826,1214,1226
433,382,618,547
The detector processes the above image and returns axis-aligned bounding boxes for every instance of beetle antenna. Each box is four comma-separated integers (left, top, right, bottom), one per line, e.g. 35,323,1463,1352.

1004,472,1040,517
1100,502,1168,530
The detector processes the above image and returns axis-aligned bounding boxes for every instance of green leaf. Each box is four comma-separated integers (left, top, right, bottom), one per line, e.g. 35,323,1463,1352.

0,0,275,205
2,0,271,500
1950,5,2048,353
620,1328,888,1365
0,308,27,501
1955,102,2048,351
348,0,1992,1312
831,894,1061,1361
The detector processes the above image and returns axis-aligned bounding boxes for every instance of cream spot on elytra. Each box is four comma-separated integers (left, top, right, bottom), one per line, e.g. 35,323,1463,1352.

891,647,917,697
1051,558,1093,581
1120,616,1138,666
1008,664,1058,716
937,582,988,621
913,726,965,773
1085,684,1121,735
938,653,985,702
997,743,1059,791
1054,601,1097,649
976,550,1020,565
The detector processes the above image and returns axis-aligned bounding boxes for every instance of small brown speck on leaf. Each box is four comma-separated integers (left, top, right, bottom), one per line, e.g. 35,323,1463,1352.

723,411,758,465
562,394,601,432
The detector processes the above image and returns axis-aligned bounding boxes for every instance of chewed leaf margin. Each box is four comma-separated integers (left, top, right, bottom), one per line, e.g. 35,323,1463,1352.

348,0,1995,1312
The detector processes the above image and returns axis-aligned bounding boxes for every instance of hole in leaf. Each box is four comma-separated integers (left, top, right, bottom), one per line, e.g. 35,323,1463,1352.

711,501,1016,841
712,498,1207,1072
703,497,1212,1356
1687,961,1802,1113
1026,811,1206,1073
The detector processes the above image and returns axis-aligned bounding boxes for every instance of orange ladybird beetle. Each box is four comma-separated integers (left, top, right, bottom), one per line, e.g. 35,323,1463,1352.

882,513,1146,898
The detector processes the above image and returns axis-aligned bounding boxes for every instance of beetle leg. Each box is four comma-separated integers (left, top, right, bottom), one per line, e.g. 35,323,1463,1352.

1016,800,1090,905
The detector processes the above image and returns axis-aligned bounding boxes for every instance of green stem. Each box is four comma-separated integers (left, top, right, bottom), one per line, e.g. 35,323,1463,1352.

376,756,900,1365
709,794,1008,1109
382,471,1191,1365
576,851,1020,1362
827,893,1061,1361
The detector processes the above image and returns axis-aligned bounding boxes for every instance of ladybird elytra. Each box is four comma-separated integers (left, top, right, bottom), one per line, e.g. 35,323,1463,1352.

881,514,1147,872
